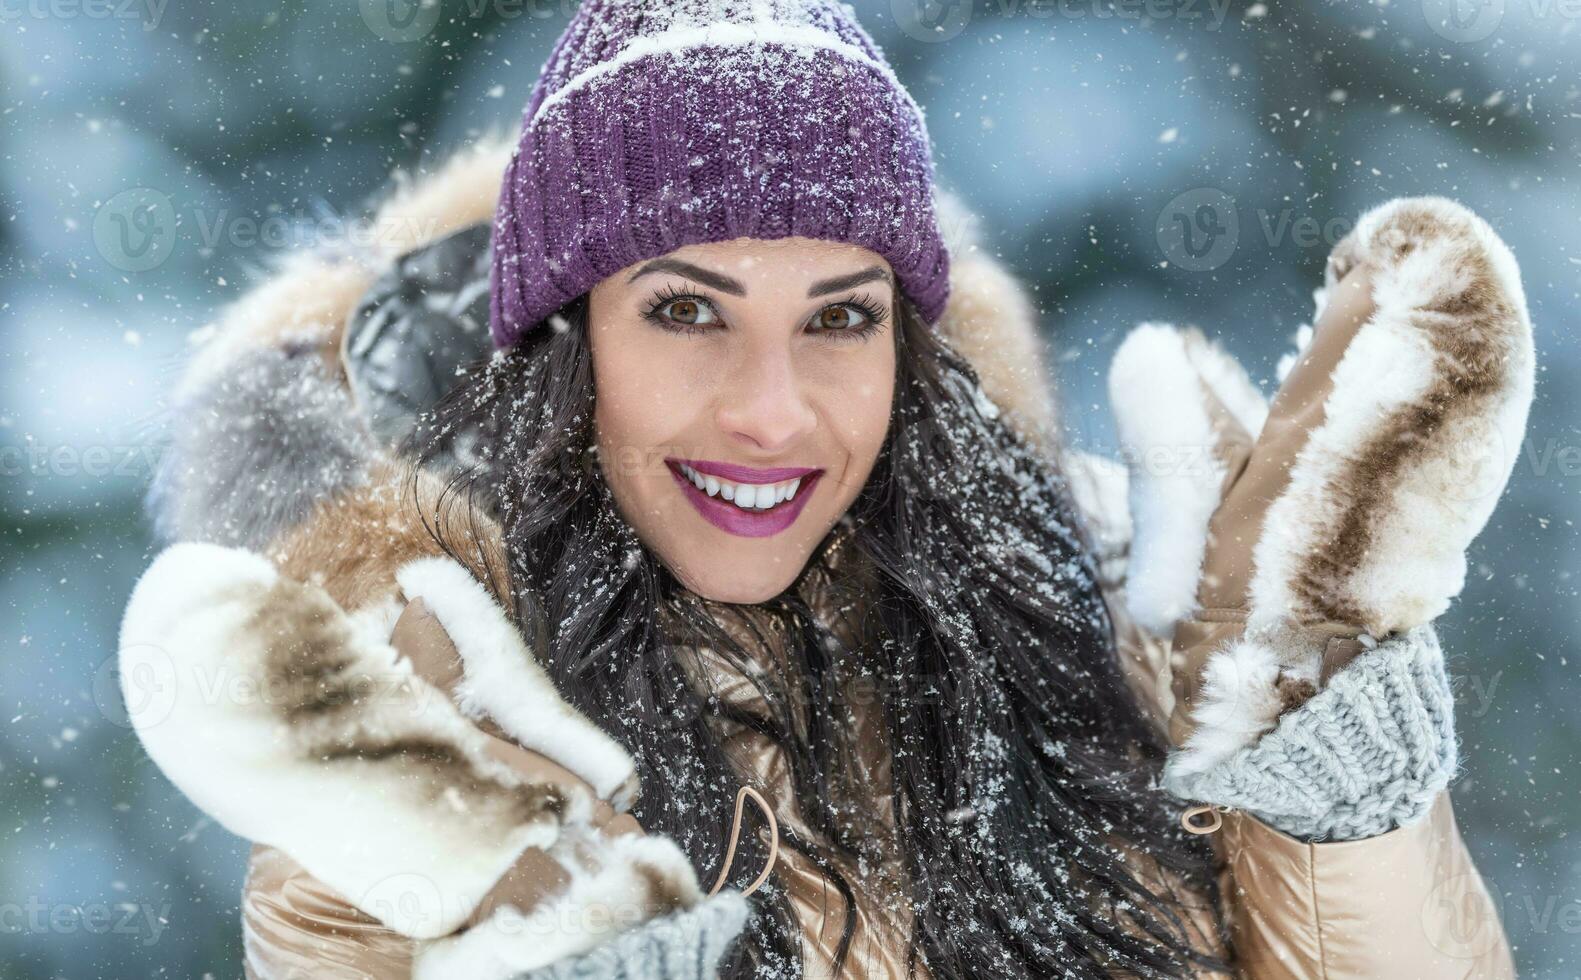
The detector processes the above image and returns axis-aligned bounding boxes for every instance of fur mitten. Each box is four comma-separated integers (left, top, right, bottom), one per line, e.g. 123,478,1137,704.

1107,197,1534,820
120,541,716,976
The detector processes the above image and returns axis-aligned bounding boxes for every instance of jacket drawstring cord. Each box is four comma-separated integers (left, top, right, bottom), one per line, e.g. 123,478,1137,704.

1180,803,1232,835
709,786,779,898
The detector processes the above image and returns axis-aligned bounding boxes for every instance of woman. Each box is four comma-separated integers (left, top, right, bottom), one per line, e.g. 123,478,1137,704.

121,1,1529,976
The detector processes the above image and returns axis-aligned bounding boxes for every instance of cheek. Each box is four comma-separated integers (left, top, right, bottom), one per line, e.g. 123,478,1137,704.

850,370,896,453
592,334,661,513
809,347,896,492
591,328,706,472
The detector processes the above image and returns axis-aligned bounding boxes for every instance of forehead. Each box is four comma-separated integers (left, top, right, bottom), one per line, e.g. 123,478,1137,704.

627,236,890,282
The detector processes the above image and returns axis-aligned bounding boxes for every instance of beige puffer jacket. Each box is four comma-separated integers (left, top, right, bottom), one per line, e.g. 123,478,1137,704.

143,140,1513,978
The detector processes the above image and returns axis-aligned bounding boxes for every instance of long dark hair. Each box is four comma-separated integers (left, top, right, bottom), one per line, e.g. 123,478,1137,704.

412,295,1223,978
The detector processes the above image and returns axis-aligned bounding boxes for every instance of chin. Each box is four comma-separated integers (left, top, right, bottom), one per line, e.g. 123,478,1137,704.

677,562,801,605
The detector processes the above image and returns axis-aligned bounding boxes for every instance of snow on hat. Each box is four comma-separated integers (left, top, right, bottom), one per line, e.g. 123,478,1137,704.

489,0,951,348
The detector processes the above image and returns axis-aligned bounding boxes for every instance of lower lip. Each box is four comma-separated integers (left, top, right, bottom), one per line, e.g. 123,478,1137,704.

667,464,822,539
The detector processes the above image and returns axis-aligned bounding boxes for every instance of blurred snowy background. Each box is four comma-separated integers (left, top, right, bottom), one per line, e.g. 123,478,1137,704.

2,0,1578,975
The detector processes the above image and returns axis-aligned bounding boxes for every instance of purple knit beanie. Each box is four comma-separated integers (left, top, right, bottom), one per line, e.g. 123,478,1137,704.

489,0,950,348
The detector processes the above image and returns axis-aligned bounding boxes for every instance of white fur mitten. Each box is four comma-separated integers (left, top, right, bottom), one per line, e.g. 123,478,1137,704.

120,542,710,975
1108,197,1534,788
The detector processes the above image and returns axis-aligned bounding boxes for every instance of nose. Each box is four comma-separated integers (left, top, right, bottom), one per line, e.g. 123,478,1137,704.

715,344,818,454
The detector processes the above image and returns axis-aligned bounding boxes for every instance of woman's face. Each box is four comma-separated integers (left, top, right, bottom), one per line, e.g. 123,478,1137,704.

588,237,898,604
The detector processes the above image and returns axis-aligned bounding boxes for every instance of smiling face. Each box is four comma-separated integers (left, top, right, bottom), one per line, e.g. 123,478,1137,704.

587,237,898,604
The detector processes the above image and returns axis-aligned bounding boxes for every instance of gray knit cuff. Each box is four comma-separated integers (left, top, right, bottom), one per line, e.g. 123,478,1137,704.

1163,626,1457,841
522,890,751,980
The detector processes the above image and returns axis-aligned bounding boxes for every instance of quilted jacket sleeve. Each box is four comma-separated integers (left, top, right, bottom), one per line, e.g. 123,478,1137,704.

1216,794,1512,979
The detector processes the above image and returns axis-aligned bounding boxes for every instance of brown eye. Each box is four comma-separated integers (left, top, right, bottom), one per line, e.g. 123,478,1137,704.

812,304,868,332
657,297,719,326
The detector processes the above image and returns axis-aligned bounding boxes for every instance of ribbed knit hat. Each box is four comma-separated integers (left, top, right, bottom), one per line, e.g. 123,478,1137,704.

489,0,950,348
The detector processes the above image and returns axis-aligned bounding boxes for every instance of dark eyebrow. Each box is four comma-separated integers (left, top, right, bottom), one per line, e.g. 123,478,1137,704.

627,258,745,296
807,266,892,297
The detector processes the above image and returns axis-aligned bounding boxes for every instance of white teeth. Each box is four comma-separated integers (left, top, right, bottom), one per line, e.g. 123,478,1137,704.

678,464,808,514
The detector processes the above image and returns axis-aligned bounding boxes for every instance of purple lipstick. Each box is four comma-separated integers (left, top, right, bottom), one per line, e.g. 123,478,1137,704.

666,458,823,538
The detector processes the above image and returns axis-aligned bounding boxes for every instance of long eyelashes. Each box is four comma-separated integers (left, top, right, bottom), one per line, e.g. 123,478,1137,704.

638,282,889,341
829,291,889,338
639,283,718,335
